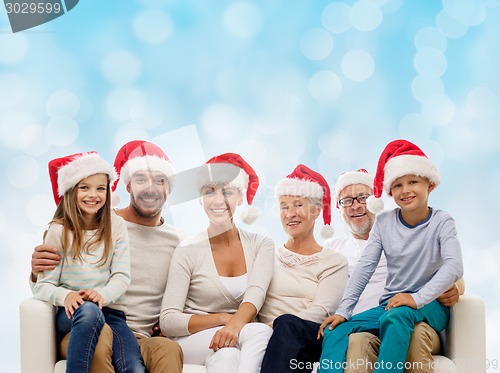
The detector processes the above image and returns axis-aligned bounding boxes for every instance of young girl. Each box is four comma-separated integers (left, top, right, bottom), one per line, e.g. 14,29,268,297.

34,151,145,373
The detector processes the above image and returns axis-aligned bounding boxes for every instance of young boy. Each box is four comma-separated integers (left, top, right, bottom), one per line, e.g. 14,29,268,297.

317,139,464,373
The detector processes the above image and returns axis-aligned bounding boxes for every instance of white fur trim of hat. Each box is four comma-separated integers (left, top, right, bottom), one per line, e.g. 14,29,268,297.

274,178,324,199
197,166,249,192
383,154,441,194
121,155,176,192
58,153,117,197
334,170,374,206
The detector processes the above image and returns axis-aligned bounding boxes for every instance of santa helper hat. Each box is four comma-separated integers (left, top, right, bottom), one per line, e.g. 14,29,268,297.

367,139,441,214
203,153,260,225
48,151,117,205
112,140,176,204
334,168,374,208
274,164,334,239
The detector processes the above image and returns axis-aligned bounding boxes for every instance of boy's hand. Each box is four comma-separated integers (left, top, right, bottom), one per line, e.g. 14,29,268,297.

437,284,459,307
80,289,104,309
31,244,60,282
317,314,346,340
64,292,85,318
385,293,416,310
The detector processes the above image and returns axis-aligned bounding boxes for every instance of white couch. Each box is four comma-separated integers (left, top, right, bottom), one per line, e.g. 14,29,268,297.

20,295,486,373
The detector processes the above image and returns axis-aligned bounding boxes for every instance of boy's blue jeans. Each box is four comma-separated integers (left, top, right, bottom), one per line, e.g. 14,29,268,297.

56,301,145,373
318,300,449,373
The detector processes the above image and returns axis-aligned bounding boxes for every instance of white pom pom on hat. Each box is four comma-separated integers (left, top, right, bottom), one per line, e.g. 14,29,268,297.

320,224,334,240
366,195,384,214
240,206,260,225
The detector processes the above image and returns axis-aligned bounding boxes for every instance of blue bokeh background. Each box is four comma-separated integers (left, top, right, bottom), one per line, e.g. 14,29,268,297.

1,0,499,371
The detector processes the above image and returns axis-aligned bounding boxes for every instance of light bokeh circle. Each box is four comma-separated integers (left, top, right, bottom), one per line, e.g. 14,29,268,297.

322,2,351,34
101,49,142,85
20,125,51,156
349,0,383,32
7,155,40,188
0,33,29,65
436,10,468,39
413,48,447,77
466,87,500,120
45,117,80,147
411,75,445,103
308,71,342,103
398,113,433,143
223,1,263,39
300,28,334,61
133,9,174,44
341,49,375,81
414,27,447,52
46,90,81,118
421,94,455,125
105,88,147,122
442,0,486,27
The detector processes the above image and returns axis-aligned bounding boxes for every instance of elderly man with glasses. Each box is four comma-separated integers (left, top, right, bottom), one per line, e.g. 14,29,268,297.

324,169,464,373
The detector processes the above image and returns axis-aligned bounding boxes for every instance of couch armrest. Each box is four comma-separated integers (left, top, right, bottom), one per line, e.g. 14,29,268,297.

20,298,58,373
445,294,486,373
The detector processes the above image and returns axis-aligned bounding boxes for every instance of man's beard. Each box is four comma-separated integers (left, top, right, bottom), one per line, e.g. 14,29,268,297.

344,215,373,237
130,192,165,218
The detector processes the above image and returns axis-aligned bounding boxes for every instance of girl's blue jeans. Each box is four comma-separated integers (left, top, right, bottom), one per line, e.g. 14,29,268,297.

56,301,145,373
318,300,449,373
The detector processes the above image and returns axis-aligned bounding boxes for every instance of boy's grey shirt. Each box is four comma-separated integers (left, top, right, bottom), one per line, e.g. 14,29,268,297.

336,208,464,319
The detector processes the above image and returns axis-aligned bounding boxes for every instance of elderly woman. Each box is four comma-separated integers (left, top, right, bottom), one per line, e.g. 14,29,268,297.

259,164,349,373
160,153,275,373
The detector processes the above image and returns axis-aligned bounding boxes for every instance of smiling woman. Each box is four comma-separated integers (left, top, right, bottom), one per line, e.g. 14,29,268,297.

160,153,275,373
200,184,243,228
259,164,348,373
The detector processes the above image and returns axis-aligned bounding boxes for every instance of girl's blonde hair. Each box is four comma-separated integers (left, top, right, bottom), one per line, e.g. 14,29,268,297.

48,174,113,266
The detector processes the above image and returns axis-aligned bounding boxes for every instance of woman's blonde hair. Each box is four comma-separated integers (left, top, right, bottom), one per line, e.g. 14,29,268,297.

49,175,113,266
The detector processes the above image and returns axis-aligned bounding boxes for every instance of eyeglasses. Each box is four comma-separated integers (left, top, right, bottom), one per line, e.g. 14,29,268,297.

338,194,370,207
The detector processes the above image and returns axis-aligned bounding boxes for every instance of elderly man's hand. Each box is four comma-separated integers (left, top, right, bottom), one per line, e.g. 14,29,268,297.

437,284,460,307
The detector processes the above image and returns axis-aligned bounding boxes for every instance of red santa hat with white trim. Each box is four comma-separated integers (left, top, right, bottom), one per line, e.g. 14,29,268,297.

200,152,260,224
112,140,176,203
367,139,441,214
274,164,333,239
334,168,374,208
48,151,117,205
